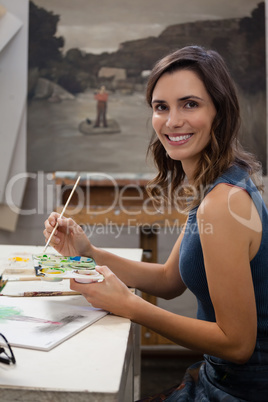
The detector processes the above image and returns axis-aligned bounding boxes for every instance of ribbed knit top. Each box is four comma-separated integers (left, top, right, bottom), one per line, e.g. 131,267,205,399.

179,165,268,336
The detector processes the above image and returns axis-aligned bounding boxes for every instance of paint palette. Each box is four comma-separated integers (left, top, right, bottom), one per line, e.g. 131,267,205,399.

32,254,103,283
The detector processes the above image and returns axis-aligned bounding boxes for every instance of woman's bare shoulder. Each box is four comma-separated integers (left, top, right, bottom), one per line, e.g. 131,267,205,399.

197,182,262,235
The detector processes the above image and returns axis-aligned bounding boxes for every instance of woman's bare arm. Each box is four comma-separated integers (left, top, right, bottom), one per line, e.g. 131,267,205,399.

90,224,187,298
127,185,259,363
44,212,187,298
71,184,260,364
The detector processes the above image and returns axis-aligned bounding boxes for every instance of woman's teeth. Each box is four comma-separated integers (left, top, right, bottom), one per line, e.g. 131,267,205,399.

168,134,192,141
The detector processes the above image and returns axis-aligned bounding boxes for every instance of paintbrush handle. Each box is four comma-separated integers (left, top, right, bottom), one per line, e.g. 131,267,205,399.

7,276,42,281
43,176,81,253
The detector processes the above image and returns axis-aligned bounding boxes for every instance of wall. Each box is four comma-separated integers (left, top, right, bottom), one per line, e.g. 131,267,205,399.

0,0,28,231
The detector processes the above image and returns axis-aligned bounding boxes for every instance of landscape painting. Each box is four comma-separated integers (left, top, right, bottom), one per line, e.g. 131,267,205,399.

27,0,266,174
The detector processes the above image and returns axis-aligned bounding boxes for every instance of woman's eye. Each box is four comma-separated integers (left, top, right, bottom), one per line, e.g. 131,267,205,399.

185,101,198,109
154,104,168,112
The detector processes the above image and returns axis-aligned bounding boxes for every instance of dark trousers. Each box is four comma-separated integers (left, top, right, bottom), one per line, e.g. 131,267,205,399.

94,101,107,127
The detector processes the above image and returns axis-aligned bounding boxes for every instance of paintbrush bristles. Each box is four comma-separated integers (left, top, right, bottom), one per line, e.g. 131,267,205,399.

0,278,8,292
43,176,81,253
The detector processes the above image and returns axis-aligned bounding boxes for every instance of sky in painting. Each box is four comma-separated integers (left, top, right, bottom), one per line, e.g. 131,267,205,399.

32,0,260,54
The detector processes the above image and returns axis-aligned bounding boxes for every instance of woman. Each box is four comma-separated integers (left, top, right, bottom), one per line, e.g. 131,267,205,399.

44,46,268,401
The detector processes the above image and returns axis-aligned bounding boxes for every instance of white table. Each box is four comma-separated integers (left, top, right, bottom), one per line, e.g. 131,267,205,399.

0,245,143,402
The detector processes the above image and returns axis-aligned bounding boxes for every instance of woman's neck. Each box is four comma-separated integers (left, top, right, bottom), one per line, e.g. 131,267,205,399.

181,160,198,185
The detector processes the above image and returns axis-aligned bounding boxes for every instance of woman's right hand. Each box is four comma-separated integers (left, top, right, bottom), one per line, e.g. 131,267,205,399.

43,212,91,257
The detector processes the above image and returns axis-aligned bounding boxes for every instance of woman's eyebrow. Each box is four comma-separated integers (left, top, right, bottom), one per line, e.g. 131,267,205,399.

179,95,204,101
151,99,166,104
152,95,204,104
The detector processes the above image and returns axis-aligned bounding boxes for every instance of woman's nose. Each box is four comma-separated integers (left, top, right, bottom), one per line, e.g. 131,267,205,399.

166,109,184,129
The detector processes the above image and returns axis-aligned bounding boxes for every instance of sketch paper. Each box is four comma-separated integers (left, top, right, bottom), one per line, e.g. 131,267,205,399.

0,296,107,350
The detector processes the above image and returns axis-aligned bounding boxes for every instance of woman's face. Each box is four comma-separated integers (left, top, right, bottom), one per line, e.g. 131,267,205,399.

151,69,216,173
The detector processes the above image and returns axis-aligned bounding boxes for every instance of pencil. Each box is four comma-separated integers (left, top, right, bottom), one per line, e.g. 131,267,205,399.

43,176,81,253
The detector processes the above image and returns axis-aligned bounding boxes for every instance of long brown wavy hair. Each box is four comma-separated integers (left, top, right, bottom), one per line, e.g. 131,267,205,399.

146,45,262,212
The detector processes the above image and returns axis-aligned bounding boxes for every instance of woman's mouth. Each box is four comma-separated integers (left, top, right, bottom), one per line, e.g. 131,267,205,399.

165,134,193,144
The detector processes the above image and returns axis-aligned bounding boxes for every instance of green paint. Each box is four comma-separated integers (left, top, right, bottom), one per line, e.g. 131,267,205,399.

0,306,22,320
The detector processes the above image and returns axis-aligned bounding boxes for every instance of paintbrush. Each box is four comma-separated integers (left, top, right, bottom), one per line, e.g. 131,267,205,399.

3,268,34,275
4,276,42,281
43,176,81,253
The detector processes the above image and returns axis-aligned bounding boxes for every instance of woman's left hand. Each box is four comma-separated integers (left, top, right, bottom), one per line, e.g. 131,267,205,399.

70,265,134,318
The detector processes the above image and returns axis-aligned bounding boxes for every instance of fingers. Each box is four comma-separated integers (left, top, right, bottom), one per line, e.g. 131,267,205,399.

69,267,129,314
43,213,65,246
44,214,59,241
44,213,75,234
70,278,81,291
69,278,98,300
95,265,111,277
69,266,109,291
44,212,60,234
56,216,79,232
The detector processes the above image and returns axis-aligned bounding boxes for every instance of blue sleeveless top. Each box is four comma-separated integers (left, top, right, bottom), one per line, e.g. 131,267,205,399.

179,165,268,337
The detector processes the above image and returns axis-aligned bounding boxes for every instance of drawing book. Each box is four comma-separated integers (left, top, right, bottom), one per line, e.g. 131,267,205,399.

0,296,107,351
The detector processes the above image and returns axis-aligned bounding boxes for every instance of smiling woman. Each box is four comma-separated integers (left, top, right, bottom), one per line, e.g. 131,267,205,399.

146,45,259,212
44,46,268,402
151,69,216,175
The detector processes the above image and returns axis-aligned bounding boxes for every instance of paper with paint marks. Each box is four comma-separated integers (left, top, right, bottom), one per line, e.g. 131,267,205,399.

0,296,107,350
